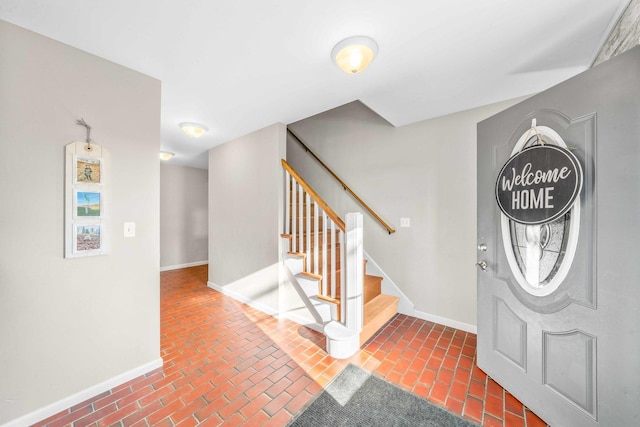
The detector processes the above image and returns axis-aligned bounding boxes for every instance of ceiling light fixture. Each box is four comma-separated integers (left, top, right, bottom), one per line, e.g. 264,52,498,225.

332,36,378,74
179,122,208,138
159,151,175,161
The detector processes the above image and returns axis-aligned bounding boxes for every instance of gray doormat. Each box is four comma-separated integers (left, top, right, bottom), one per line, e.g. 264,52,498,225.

288,364,478,427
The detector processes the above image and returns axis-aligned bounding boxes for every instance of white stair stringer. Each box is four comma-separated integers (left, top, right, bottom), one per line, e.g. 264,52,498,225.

282,253,335,325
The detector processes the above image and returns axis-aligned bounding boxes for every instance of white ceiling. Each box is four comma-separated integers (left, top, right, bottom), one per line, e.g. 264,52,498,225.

0,0,630,168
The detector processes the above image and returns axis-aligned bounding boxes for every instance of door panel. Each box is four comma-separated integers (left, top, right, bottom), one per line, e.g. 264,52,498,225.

542,330,596,417
477,47,640,426
493,298,526,370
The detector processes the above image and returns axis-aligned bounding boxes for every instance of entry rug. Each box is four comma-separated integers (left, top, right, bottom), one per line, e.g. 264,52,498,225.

288,364,478,427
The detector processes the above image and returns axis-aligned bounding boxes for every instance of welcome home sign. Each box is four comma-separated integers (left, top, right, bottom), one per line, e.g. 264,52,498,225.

495,144,583,225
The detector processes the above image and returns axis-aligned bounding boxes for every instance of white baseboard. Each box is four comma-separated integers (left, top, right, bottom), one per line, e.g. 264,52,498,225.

2,358,163,427
160,261,208,272
413,309,477,334
207,281,279,317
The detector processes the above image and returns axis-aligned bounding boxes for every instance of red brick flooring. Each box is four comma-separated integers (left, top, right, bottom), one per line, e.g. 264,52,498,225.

33,265,547,426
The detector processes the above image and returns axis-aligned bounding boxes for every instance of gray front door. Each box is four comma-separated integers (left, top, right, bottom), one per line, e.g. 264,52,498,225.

476,47,640,427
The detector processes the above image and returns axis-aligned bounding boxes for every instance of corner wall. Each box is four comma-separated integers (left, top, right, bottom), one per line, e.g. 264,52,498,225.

287,99,526,330
160,164,208,270
593,0,640,65
207,123,286,313
0,21,161,425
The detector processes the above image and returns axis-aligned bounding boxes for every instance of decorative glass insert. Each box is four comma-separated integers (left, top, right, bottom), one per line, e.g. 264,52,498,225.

500,124,581,296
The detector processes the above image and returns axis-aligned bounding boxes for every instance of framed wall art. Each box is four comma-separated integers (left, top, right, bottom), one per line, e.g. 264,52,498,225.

65,137,109,258
74,190,102,218
73,223,104,255
74,156,102,184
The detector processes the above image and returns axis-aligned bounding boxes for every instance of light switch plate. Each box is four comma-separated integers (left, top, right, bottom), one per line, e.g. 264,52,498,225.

124,222,136,237
400,218,410,228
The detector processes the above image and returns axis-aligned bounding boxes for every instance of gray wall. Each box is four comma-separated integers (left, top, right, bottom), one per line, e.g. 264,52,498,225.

160,164,208,269
0,21,161,424
288,100,525,329
208,123,286,312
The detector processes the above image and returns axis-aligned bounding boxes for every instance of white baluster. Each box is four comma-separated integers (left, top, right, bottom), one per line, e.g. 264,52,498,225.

291,182,297,252
340,229,346,324
313,201,319,275
331,221,336,299
285,172,290,236
322,211,328,295
297,185,303,252
305,193,311,272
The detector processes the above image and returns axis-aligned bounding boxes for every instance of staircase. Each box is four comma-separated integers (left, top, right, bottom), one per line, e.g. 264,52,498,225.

361,261,400,345
281,159,399,356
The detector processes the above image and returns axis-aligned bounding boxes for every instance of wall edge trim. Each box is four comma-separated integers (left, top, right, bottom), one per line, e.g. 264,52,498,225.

2,358,164,427
207,281,279,316
413,309,477,334
160,261,208,272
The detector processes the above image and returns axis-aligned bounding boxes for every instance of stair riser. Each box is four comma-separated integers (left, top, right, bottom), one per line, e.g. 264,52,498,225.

284,255,304,276
363,275,382,305
296,274,321,298
360,296,399,345
309,296,338,322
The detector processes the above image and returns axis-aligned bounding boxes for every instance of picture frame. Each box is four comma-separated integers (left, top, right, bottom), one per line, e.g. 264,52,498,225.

73,223,103,254
74,190,102,218
74,156,102,184
65,141,110,258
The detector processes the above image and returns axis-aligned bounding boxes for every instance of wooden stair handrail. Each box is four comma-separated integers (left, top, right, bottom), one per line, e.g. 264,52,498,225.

282,159,345,232
287,128,396,234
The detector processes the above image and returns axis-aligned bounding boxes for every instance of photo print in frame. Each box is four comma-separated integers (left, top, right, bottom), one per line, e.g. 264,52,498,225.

74,191,102,218
75,156,102,184
73,223,102,254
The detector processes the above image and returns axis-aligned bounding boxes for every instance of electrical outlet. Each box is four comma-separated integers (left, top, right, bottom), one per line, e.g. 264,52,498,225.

400,218,410,228
124,222,136,237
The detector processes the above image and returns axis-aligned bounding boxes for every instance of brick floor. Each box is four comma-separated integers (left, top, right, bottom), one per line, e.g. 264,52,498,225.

32,265,547,426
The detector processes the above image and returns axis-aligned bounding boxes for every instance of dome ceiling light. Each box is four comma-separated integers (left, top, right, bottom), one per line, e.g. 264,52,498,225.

331,36,378,74
159,151,175,161
179,122,208,138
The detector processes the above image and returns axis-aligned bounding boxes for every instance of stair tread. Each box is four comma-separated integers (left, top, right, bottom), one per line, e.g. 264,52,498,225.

286,251,306,259
299,271,322,280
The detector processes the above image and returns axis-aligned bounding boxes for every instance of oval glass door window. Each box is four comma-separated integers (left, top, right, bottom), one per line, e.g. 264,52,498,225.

500,125,581,296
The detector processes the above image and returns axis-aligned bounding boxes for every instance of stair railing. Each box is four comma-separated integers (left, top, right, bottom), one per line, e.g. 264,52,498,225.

287,127,395,235
282,159,363,330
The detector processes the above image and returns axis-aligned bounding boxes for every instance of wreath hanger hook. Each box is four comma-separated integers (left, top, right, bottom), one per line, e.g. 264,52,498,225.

76,118,93,151
518,118,545,152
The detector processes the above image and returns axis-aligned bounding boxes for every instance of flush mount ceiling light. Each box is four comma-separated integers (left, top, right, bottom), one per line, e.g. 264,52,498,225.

159,151,174,161
332,35,378,74
179,122,208,138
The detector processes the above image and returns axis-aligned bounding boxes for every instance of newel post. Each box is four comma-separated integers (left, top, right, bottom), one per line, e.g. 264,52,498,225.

344,212,364,332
